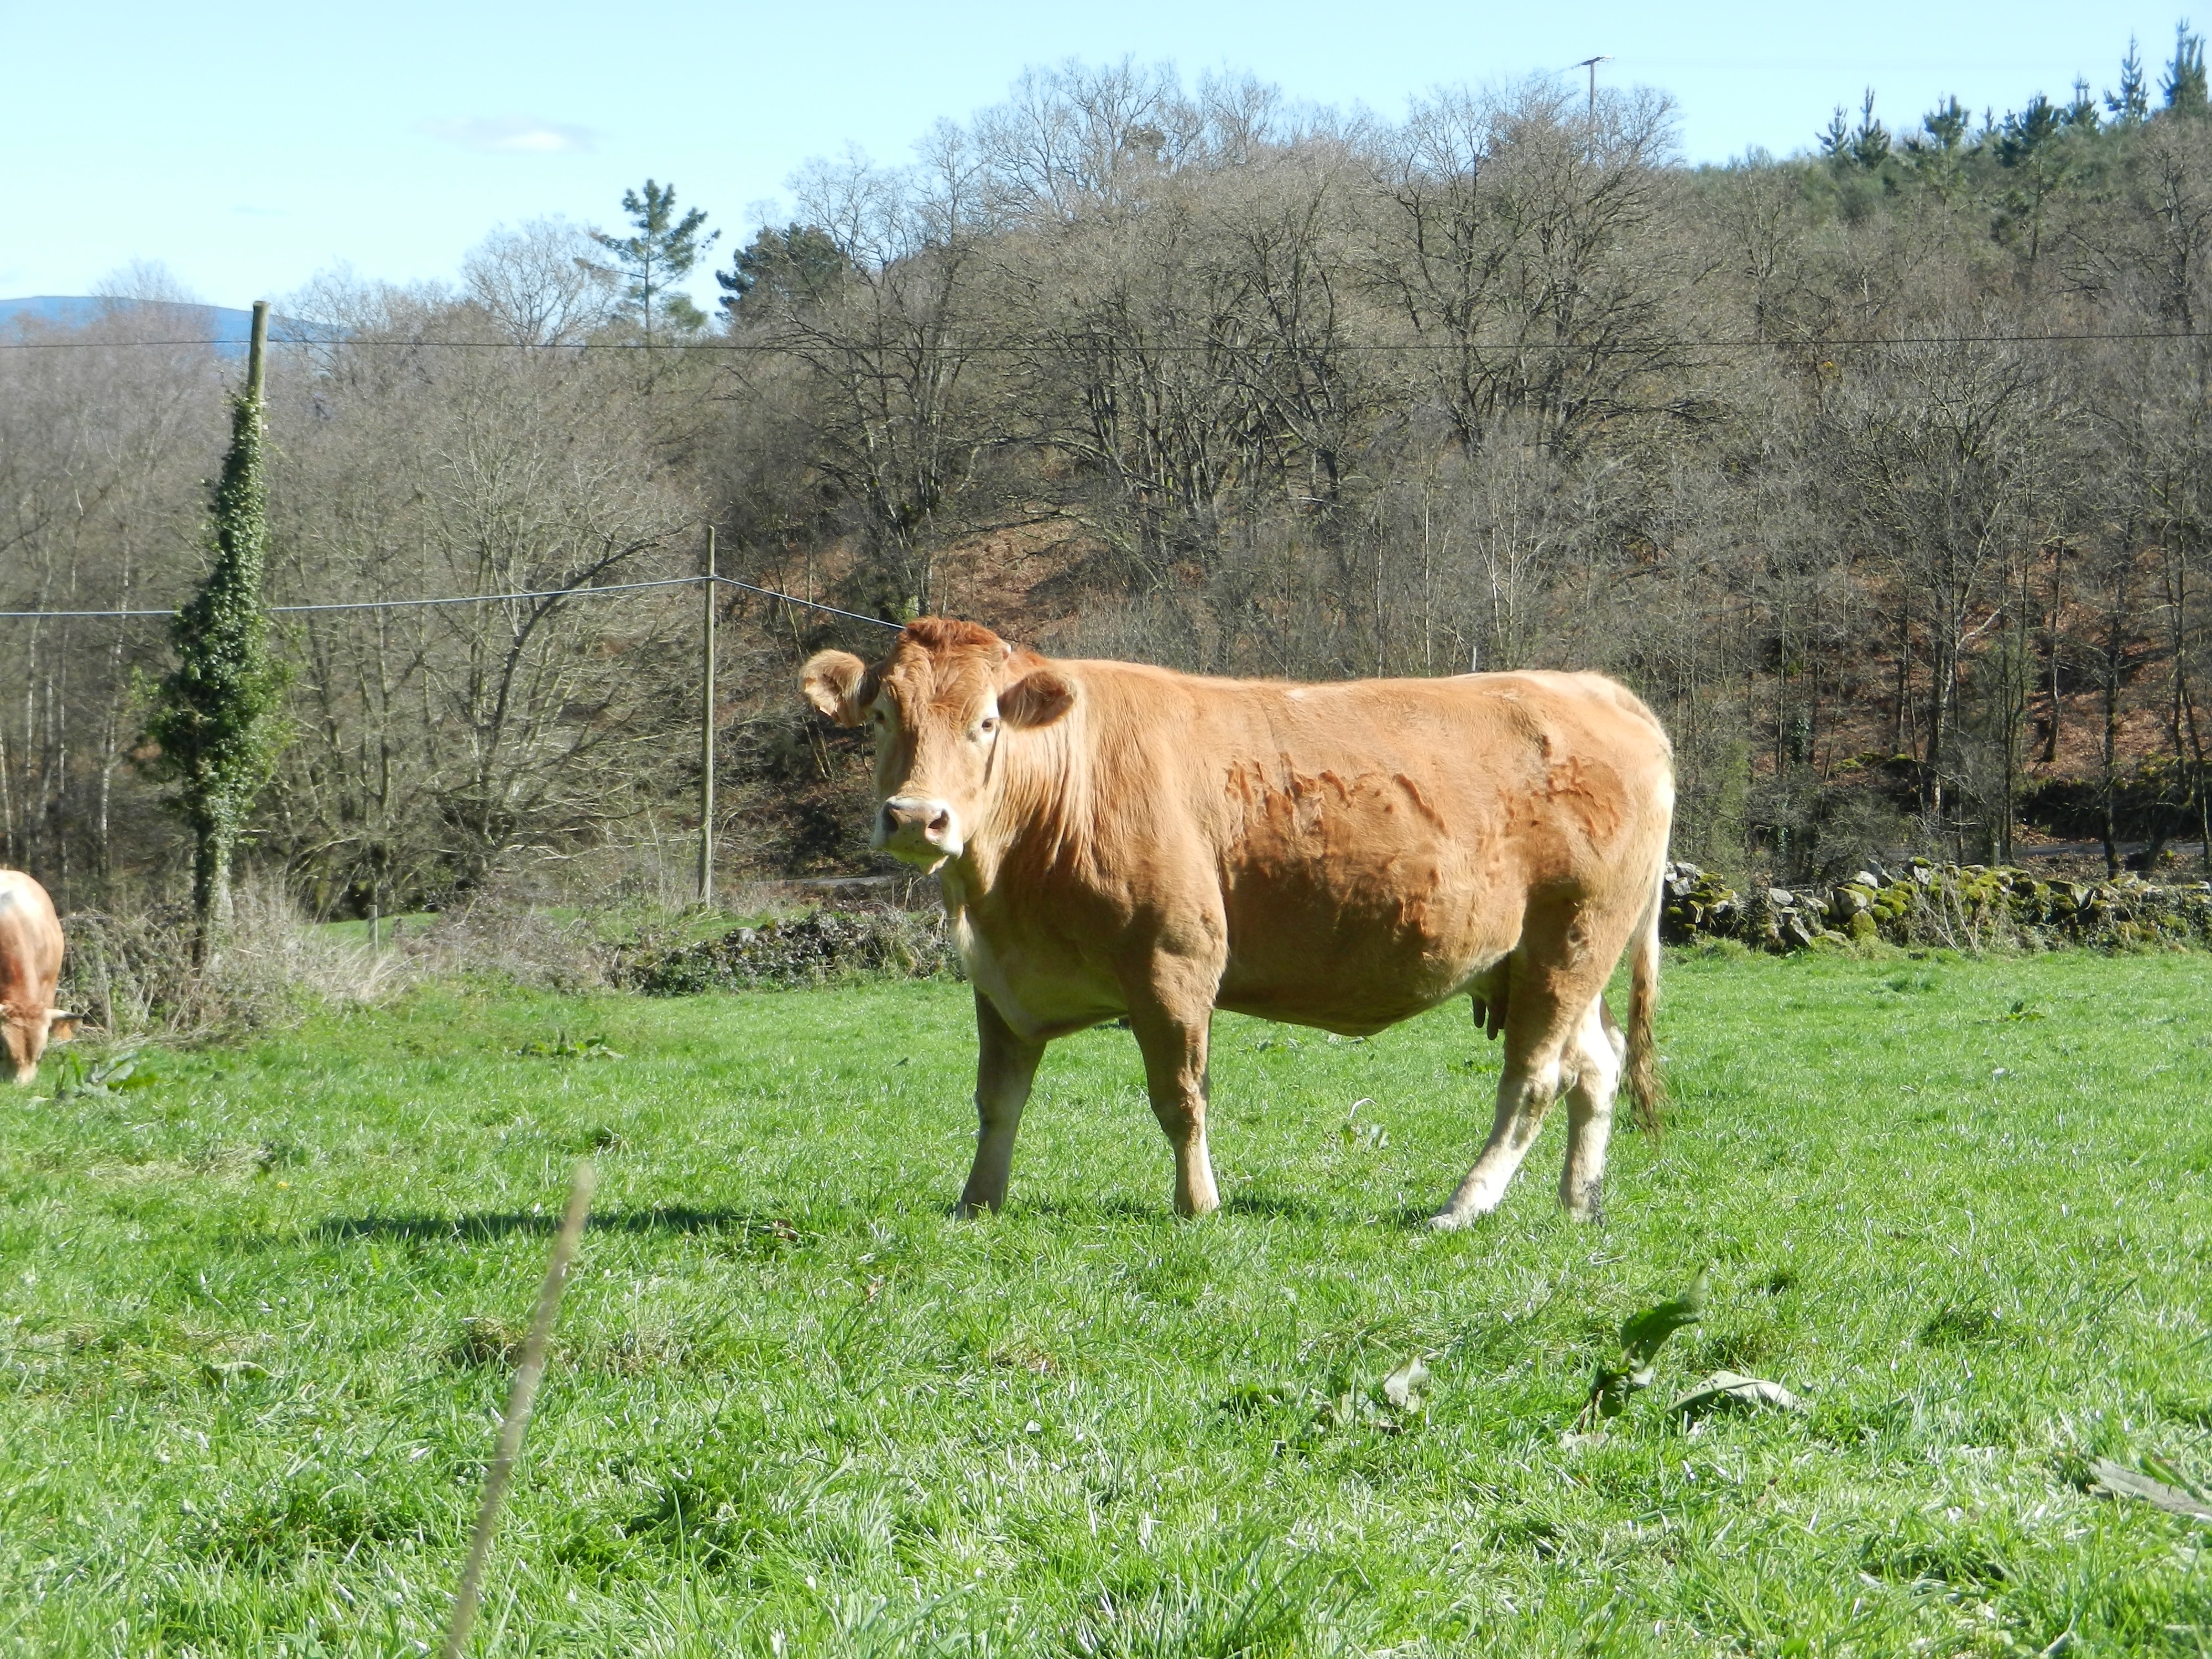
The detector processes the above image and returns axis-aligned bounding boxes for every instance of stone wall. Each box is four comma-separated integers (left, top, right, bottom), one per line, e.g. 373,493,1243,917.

1661,860,2212,954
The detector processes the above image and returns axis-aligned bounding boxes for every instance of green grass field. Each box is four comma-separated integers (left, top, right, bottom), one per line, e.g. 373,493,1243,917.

3,947,2210,1656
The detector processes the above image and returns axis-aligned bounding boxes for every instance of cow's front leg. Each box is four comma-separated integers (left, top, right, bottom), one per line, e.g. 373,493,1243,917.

956,989,1046,1217
1125,989,1220,1218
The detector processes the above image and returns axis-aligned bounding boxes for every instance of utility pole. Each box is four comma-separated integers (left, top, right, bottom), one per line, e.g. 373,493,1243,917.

1575,55,1612,161
153,296,281,958
697,525,717,904
246,299,268,402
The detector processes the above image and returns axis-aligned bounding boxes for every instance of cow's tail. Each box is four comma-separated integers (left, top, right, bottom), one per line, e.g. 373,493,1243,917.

1624,857,1666,1134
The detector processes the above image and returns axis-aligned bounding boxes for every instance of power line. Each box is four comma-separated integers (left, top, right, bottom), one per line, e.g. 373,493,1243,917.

278,574,699,615
0,575,698,620
0,329,2203,354
713,574,903,630
0,572,906,631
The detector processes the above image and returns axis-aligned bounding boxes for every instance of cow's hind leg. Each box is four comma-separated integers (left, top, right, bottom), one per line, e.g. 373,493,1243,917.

1432,910,1615,1231
1430,1044,1567,1229
1558,998,1624,1223
956,989,1046,1217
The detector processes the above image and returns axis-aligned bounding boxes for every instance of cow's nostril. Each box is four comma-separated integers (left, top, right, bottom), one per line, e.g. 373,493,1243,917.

928,811,951,839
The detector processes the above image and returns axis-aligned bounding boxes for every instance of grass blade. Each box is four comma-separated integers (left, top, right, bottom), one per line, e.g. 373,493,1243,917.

440,1160,596,1659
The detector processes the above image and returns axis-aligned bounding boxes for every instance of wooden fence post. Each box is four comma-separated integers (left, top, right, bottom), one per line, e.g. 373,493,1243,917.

698,526,717,905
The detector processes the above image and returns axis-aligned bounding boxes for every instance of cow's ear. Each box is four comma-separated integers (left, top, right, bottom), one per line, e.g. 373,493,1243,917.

45,1013,79,1044
1000,669,1074,729
800,651,870,726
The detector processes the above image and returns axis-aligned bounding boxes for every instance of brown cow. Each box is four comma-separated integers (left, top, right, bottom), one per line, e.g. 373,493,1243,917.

0,870,74,1084
801,619,1673,1227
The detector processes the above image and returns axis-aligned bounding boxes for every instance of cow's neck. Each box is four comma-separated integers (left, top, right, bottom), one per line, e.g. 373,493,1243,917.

940,722,1087,920
939,830,1025,920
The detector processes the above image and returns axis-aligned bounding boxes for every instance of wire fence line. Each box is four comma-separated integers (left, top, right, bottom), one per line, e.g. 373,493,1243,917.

0,573,907,631
0,328,2203,354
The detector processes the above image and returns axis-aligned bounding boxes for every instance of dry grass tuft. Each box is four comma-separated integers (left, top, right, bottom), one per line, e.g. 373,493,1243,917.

62,880,419,1041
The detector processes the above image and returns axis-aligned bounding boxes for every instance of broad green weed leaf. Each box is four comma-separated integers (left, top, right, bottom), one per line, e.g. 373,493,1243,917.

2140,1451,2206,1500
1585,1363,1637,1423
1578,1268,1712,1431
1219,1382,1302,1416
2088,1458,2212,1520
51,1048,155,1101
1620,1268,1708,1367
1670,1371,1806,1420
1382,1357,1428,1413
517,1032,623,1060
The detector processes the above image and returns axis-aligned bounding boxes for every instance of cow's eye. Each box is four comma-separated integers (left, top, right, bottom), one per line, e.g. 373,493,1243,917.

979,716,999,735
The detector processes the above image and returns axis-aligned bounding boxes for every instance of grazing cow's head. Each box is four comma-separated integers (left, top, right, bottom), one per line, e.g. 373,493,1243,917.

800,618,1074,872
1,1006,76,1084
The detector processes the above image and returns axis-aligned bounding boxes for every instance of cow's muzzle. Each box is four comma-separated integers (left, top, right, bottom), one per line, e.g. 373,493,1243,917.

875,796,961,868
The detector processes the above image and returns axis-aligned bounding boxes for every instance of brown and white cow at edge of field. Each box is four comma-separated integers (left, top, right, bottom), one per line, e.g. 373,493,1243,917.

0,870,74,1084
801,618,1675,1228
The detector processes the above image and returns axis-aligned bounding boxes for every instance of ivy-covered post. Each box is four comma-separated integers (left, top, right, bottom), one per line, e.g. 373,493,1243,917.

149,300,288,955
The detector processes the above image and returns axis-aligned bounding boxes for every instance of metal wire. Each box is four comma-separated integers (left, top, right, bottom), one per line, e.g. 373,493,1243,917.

270,575,700,613
0,329,2201,354
712,574,903,630
0,572,908,630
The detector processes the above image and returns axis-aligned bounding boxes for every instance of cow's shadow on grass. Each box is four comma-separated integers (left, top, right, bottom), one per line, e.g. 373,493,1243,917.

1025,1188,1340,1225
1221,1187,1335,1224
309,1207,801,1245
1028,1191,1165,1223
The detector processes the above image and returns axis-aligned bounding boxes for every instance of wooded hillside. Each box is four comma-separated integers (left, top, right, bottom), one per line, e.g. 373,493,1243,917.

8,38,2212,915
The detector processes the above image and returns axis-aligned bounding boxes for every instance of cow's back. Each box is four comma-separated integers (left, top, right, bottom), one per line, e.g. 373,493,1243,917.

0,872,63,1013
1047,664,1671,1034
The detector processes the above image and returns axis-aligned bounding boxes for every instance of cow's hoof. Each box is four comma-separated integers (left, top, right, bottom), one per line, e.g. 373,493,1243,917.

1561,1185,1606,1225
1427,1208,1474,1232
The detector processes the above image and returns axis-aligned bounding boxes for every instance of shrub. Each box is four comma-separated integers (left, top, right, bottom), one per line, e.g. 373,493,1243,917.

618,908,957,994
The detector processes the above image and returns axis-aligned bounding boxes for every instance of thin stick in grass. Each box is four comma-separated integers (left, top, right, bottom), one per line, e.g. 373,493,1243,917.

440,1161,596,1659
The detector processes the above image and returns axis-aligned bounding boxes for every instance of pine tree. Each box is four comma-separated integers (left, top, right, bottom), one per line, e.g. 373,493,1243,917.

147,310,288,949
1817,106,1852,161
2063,77,2100,131
1901,97,1969,191
1818,93,1891,173
1850,89,1891,169
716,223,848,322
587,181,718,346
1995,95,2072,263
2108,36,2151,124
2164,22,2208,113
1996,94,2064,165
1922,97,1969,152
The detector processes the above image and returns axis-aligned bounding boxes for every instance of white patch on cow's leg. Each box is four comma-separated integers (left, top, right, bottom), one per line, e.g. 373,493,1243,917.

1559,998,1621,1223
1430,1057,1562,1230
1168,1112,1218,1218
956,990,1046,1217
1152,1067,1219,1219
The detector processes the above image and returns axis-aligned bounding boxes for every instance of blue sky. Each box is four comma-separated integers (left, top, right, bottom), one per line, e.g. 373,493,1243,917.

0,1,2186,309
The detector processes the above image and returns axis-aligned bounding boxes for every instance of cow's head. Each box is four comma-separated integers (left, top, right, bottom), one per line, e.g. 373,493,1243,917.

800,618,1074,872
0,1005,76,1084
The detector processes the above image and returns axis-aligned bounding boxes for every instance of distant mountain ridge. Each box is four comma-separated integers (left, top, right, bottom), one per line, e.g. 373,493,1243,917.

0,296,309,356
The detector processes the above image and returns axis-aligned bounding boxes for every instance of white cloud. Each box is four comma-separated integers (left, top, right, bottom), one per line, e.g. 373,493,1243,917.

418,116,596,155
